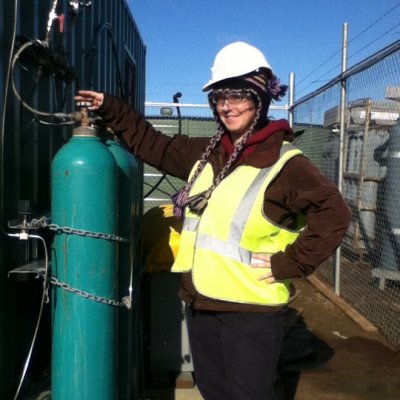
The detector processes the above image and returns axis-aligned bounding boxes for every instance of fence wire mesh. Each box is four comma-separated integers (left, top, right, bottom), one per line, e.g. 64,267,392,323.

293,41,400,348
143,41,400,348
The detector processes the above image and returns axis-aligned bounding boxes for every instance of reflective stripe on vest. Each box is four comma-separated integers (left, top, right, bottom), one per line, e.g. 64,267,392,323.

196,167,272,265
172,143,304,305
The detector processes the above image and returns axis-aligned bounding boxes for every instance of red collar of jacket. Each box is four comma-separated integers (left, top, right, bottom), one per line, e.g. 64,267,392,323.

220,119,294,168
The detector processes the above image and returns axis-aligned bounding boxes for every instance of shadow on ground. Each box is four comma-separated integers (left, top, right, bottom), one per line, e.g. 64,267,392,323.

277,308,335,400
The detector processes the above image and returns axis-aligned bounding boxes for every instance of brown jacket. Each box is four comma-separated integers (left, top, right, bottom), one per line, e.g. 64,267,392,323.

97,94,352,313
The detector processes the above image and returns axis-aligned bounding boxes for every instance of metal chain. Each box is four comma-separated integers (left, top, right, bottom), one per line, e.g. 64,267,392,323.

30,216,128,243
26,217,132,308
50,276,131,309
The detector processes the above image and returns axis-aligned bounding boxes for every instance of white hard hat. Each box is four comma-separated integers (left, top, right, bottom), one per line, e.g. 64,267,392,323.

202,42,272,92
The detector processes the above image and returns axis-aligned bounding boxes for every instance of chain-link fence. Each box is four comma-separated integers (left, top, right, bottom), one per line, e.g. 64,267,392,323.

292,40,400,348
143,40,400,348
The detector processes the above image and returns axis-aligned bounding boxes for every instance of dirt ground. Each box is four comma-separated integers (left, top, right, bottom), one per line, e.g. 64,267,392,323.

149,277,400,400
277,277,400,400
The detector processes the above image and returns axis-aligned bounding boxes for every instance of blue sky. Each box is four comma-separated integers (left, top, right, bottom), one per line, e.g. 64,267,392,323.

128,0,400,105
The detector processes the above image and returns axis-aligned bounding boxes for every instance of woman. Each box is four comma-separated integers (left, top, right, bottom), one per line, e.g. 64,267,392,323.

75,41,351,400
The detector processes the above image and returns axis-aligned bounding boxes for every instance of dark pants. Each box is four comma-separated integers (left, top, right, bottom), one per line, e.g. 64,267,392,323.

186,308,285,400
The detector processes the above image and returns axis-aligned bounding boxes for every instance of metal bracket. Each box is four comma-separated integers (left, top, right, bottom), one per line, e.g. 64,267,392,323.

8,259,48,281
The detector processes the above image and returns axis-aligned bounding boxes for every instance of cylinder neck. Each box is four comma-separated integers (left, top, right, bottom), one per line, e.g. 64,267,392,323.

73,125,98,137
73,106,97,137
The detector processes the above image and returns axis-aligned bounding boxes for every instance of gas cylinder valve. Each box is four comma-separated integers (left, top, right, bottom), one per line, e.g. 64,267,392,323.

76,101,92,126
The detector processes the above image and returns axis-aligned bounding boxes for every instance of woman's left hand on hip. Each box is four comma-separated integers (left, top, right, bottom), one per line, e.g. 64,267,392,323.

250,253,276,284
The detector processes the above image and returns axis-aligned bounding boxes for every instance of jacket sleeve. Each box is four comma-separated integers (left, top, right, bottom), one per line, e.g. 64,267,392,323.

269,155,352,280
97,94,209,181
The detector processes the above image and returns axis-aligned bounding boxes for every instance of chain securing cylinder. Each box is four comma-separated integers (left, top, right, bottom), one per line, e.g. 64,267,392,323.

26,215,130,308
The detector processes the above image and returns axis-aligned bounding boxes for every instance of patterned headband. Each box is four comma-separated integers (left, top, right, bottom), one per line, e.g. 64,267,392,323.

244,73,287,101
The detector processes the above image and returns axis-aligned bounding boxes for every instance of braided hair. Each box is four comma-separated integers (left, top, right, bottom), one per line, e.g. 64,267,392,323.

172,69,287,218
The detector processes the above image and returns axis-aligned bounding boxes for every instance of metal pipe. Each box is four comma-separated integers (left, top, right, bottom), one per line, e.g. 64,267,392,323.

335,22,348,295
145,101,288,110
288,72,295,127
173,92,182,135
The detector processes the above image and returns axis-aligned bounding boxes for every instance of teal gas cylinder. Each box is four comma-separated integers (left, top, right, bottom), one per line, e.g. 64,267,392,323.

51,125,118,400
106,138,140,399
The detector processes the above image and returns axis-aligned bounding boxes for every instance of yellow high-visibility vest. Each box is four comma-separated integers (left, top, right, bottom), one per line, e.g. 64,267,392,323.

172,143,305,306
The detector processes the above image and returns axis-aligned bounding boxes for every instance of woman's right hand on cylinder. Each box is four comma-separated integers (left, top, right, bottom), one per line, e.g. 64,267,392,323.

74,90,104,110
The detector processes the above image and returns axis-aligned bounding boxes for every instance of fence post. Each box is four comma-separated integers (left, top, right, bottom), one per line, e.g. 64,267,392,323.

288,72,295,127
335,22,349,295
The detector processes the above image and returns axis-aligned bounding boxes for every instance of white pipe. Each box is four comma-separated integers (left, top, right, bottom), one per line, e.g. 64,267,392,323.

145,101,289,110
288,72,295,127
